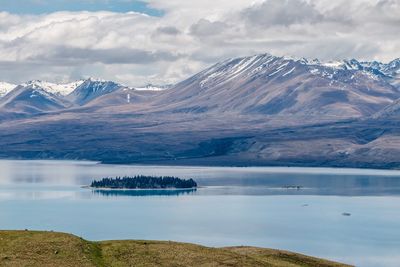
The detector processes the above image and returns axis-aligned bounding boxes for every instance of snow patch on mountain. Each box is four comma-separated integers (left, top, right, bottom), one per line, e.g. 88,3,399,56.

0,82,17,97
282,67,296,77
134,84,173,91
0,83,70,114
321,61,343,69
22,80,85,96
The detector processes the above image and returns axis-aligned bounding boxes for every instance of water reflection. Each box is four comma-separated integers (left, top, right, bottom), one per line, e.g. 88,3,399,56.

92,188,197,197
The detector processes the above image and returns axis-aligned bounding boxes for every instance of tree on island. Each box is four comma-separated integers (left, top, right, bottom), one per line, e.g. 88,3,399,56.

90,175,197,189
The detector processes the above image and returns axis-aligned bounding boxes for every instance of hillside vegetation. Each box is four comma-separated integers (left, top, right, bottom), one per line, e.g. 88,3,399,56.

0,231,352,267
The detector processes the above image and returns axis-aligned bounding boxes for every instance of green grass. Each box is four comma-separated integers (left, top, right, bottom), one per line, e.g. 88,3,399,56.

0,231,352,267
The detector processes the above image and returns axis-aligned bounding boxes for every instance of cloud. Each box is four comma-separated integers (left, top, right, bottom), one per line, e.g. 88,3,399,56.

155,26,180,35
0,0,398,86
240,0,323,27
190,19,229,37
33,46,183,65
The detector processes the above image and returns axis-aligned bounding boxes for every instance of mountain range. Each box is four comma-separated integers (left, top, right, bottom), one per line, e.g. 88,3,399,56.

0,53,399,168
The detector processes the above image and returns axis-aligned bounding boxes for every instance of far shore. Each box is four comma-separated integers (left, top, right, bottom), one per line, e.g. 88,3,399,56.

2,158,399,176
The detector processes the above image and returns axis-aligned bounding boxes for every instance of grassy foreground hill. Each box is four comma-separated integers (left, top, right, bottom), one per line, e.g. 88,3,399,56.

0,231,351,267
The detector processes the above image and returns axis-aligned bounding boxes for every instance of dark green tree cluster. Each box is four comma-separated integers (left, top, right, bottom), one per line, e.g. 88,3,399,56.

90,175,197,189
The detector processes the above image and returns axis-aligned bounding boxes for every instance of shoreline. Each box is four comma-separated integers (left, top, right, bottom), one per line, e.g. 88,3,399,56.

3,158,400,176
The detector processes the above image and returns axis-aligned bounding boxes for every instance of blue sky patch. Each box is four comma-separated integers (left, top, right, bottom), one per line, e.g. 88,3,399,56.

0,0,164,16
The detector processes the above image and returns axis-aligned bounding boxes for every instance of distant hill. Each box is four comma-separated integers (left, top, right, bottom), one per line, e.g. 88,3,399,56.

81,87,161,110
0,84,69,114
0,53,399,169
66,78,123,106
374,98,400,119
0,79,137,115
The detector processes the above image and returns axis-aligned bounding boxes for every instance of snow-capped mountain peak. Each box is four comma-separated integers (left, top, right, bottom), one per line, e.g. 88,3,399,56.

67,78,123,105
383,59,400,75
0,82,17,97
156,52,400,119
310,58,400,79
0,83,69,114
244,54,400,81
22,80,85,96
193,54,395,90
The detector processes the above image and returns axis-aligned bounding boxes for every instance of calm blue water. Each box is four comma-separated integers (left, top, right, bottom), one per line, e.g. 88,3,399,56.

1,160,400,267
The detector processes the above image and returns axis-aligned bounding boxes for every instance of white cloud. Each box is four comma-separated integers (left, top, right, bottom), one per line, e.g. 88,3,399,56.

0,0,399,86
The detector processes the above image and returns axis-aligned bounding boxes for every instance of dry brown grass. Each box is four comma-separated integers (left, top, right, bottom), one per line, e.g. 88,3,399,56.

0,231,352,267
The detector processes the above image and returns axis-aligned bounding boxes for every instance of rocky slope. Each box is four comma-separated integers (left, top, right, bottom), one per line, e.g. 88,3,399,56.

153,54,399,118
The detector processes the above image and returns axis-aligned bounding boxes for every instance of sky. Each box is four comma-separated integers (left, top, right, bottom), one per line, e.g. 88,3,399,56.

0,0,399,86
0,0,163,16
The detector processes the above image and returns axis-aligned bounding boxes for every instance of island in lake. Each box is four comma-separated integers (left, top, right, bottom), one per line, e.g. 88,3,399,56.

90,175,197,189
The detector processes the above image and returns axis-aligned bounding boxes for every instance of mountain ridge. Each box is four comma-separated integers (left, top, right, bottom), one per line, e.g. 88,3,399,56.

1,54,399,99
0,53,399,169
1,53,400,119
0,84,70,114
151,54,399,118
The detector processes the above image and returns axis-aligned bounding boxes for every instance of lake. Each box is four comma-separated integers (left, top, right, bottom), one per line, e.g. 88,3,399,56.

1,160,400,267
